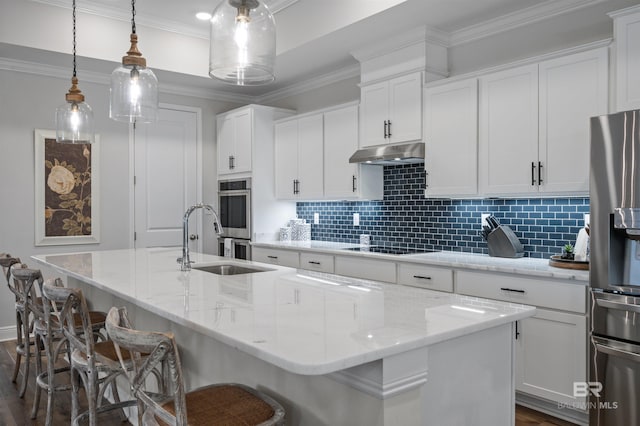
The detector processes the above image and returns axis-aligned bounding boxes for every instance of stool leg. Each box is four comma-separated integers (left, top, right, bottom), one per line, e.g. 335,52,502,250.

18,311,31,398
31,332,44,419
71,367,81,426
11,309,23,383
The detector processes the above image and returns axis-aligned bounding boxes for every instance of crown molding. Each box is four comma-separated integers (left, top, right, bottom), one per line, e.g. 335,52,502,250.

351,26,449,63
0,56,254,103
256,64,361,104
449,0,608,46
608,3,640,18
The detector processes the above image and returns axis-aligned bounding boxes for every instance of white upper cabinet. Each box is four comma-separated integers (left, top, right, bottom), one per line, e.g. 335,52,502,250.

538,48,608,194
324,104,383,200
274,114,324,200
479,64,539,195
360,72,422,148
478,47,607,196
217,108,252,175
611,6,640,112
424,78,479,197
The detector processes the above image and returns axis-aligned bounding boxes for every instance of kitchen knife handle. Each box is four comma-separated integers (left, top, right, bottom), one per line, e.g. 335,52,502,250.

531,162,536,186
538,161,543,185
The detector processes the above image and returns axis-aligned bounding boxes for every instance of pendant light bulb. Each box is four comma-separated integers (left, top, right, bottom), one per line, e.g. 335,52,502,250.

55,1,94,144
209,0,276,86
110,0,158,123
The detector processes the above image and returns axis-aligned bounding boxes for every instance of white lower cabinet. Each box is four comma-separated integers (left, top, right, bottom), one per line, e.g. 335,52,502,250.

515,308,587,406
397,263,453,292
334,256,396,283
455,270,587,408
252,247,300,268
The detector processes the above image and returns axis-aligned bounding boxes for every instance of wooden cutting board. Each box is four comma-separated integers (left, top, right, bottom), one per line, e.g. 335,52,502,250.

549,255,589,270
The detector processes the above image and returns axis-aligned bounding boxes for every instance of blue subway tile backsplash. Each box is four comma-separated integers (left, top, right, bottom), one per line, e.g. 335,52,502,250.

296,163,589,259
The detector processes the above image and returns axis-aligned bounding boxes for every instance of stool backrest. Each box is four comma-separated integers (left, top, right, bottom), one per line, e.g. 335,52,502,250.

0,255,22,298
10,266,45,318
41,284,99,369
106,306,188,426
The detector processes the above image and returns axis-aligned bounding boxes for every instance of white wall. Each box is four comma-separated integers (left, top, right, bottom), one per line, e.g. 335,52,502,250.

0,67,239,338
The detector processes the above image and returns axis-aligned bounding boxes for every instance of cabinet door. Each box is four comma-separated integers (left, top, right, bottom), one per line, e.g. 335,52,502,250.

217,114,235,175
479,64,539,195
232,109,253,173
613,8,640,111
274,120,299,199
424,78,478,197
360,81,389,147
324,105,361,199
515,309,587,406
388,72,422,144
539,48,608,194
297,114,324,199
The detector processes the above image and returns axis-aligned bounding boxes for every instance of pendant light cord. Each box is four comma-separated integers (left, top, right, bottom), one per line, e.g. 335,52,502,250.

72,0,77,78
131,0,136,34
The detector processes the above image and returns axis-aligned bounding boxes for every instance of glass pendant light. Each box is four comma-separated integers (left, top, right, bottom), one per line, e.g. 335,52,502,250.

209,0,276,86
110,0,158,123
56,0,94,144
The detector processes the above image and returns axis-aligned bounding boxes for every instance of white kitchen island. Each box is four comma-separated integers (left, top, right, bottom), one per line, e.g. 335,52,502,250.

33,248,535,426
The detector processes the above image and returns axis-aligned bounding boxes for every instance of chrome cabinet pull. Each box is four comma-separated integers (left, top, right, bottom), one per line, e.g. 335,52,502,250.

500,287,526,294
515,321,520,340
387,120,391,138
229,155,235,169
352,175,357,192
267,255,278,259
384,120,388,138
308,261,321,265
413,275,432,280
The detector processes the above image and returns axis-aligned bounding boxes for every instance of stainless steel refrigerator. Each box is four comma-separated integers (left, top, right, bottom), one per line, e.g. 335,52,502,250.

590,109,640,426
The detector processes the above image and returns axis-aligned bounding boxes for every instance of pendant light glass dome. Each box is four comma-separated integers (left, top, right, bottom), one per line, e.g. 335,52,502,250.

209,0,276,86
56,0,94,144
110,0,158,123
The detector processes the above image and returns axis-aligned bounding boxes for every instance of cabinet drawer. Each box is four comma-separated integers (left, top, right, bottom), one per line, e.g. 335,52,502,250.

300,253,335,273
252,248,299,268
398,263,453,292
456,270,586,313
334,256,396,283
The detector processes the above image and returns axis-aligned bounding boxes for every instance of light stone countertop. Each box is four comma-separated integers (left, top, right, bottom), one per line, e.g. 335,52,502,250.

32,248,535,376
251,240,590,283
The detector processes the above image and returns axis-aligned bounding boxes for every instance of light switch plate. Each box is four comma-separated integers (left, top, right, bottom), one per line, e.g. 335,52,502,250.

353,213,360,226
481,213,490,228
313,212,319,224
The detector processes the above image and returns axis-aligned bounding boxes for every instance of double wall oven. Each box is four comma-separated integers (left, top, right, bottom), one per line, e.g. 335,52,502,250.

589,110,640,426
217,177,251,260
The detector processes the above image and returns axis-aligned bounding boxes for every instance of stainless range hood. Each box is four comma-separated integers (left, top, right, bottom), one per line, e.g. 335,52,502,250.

349,142,425,165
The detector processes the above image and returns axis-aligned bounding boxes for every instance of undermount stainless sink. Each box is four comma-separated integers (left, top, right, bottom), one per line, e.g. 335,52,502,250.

193,264,273,275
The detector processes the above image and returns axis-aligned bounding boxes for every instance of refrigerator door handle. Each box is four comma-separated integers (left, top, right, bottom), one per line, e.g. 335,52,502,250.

594,338,640,363
594,297,640,314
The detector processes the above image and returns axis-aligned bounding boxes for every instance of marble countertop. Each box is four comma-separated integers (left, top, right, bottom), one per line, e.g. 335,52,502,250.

252,241,590,283
32,248,535,375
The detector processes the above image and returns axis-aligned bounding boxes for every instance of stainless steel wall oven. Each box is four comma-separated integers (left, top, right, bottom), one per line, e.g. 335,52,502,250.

218,177,251,240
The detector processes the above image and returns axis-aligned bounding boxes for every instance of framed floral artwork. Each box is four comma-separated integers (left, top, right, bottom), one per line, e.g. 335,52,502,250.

34,129,100,246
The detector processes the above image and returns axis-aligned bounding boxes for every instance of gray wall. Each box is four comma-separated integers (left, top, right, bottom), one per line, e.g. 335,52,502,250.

0,68,238,337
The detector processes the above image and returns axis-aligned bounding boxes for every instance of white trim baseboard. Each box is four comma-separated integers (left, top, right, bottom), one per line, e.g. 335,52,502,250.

0,326,16,342
516,392,589,426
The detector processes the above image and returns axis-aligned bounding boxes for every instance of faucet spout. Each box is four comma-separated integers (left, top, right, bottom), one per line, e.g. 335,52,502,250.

180,203,224,271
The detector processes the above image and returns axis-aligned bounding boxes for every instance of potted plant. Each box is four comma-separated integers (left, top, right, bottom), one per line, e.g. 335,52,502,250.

561,243,575,260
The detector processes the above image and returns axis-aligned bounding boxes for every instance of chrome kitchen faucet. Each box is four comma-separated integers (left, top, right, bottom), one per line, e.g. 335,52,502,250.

179,204,224,271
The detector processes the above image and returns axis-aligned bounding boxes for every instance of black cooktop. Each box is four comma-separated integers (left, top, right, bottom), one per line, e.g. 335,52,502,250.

344,246,438,255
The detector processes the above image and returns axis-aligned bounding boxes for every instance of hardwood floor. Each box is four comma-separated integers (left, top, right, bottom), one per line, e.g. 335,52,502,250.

0,339,577,425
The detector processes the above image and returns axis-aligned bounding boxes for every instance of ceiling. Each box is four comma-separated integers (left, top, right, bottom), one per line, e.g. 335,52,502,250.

5,0,638,101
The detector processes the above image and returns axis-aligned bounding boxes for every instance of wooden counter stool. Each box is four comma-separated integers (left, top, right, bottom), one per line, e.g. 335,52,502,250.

0,254,26,391
42,283,138,426
105,306,286,426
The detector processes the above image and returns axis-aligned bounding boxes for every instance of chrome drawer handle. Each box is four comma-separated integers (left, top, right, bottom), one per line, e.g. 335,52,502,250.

413,275,432,280
500,287,526,294
595,298,640,314
595,342,640,363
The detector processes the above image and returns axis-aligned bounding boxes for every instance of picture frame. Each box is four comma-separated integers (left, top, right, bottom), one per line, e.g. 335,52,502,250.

34,129,100,246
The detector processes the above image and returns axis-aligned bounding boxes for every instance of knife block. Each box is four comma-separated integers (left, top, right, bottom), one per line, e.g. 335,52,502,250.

487,225,524,258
